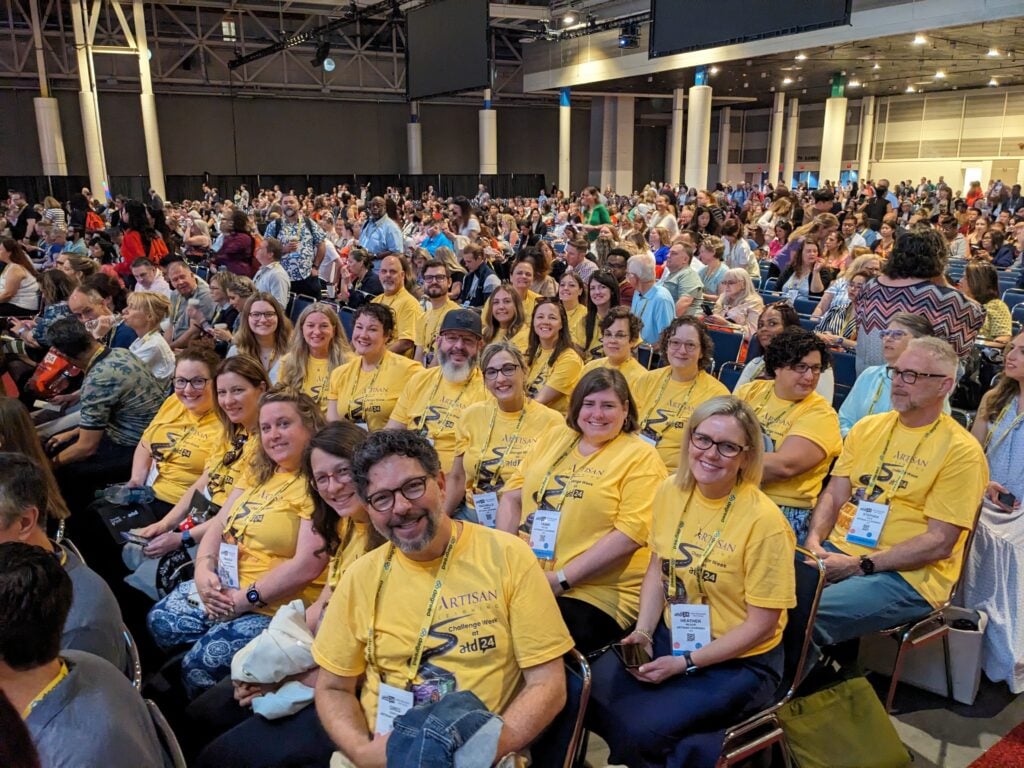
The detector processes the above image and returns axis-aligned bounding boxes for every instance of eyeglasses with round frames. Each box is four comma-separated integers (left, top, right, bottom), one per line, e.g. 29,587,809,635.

367,475,430,513
667,339,699,352
313,466,352,490
690,431,748,459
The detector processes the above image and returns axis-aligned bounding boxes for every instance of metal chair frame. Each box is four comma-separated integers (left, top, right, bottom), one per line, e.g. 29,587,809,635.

146,698,188,768
123,625,143,690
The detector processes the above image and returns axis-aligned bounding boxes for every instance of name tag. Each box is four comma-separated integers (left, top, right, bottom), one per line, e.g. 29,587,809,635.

217,541,240,589
472,491,499,528
145,461,159,487
669,603,712,656
375,682,414,736
845,500,890,549
639,427,660,447
201,485,212,501
529,508,561,560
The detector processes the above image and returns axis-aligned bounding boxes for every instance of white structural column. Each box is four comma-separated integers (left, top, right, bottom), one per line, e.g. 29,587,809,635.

134,0,164,198
685,67,713,190
613,95,634,193
819,75,848,186
767,91,785,185
69,0,107,197
782,98,799,188
558,88,571,193
717,107,731,175
479,88,498,175
30,0,66,176
858,95,876,182
407,102,423,174
665,88,685,185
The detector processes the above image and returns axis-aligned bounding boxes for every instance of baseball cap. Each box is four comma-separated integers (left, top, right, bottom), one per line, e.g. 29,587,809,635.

439,308,482,338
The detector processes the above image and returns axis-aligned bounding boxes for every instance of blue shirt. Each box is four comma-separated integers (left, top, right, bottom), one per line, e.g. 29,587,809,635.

359,216,404,259
421,231,454,255
631,284,676,345
266,217,326,281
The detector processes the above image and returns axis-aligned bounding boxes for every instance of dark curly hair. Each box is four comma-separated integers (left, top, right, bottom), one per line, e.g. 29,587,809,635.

599,306,641,341
657,316,714,372
763,326,833,377
352,429,441,501
883,227,947,280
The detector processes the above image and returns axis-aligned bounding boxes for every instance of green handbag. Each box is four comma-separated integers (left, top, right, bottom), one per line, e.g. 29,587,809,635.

778,675,912,768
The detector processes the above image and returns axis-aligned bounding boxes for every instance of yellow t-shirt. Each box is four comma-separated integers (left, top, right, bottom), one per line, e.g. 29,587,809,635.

372,287,425,347
526,348,584,415
581,356,648,392
633,370,729,471
491,324,530,352
736,380,842,509
326,519,375,590
415,299,461,362
142,396,223,505
390,367,489,471
327,352,422,431
650,479,795,656
565,304,587,349
576,313,606,361
830,412,988,608
454,399,566,511
311,522,574,725
223,469,319,615
204,430,260,506
504,427,668,627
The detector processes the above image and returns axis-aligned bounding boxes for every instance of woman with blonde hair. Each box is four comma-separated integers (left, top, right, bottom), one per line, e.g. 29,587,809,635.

707,268,765,339
123,290,175,383
228,292,292,382
756,195,794,237
280,302,352,411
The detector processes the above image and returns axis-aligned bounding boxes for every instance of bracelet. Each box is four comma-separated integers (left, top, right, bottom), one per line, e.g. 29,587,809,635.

632,628,654,644
197,554,218,564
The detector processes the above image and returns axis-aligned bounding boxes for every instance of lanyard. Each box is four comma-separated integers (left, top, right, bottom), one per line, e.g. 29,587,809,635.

985,400,1024,454
346,355,386,420
528,349,555,392
416,370,475,435
535,436,602,513
223,473,301,541
474,404,528,490
152,422,200,464
309,358,330,405
755,386,800,436
642,370,700,434
366,527,458,687
866,417,940,503
207,433,249,494
867,376,886,417
670,492,736,600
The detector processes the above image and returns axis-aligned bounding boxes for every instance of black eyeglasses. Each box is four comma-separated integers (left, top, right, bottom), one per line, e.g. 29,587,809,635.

367,475,429,513
690,431,748,459
483,363,520,380
885,366,948,384
173,376,210,390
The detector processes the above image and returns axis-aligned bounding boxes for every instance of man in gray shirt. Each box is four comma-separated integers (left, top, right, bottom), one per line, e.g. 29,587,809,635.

658,241,704,317
166,258,216,350
1,543,169,768
0,453,127,672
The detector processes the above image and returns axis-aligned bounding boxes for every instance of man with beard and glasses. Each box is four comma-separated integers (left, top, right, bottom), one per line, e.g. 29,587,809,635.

372,254,424,357
311,429,573,767
359,196,404,271
386,309,487,472
262,193,327,297
414,260,460,367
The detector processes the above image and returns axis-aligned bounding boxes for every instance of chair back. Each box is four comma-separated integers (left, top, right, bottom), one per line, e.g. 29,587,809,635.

528,649,592,768
778,547,827,702
707,327,745,373
718,361,745,392
945,503,984,609
830,350,857,390
288,293,316,325
124,625,143,690
793,297,818,316
146,699,187,768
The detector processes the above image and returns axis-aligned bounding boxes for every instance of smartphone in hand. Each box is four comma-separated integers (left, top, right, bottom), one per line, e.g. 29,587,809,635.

612,642,652,669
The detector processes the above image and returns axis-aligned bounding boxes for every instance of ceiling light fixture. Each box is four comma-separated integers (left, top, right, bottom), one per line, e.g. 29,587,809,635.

912,34,927,45
873,62,881,70
988,48,999,57
782,77,793,85
988,77,999,86
562,11,577,25
709,66,719,74
934,70,945,79
906,85,917,92
795,53,807,61
849,79,861,87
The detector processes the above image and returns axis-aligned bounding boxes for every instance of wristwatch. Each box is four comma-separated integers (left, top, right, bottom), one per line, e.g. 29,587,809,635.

246,583,268,608
859,555,876,575
180,529,195,548
682,650,699,675
556,569,572,592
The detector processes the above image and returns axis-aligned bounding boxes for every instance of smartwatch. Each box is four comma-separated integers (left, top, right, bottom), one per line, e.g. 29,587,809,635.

180,529,195,548
556,569,572,593
682,650,699,675
246,584,268,608
859,555,876,575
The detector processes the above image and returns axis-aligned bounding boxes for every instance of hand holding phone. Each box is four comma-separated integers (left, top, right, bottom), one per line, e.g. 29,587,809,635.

612,642,652,669
120,531,150,546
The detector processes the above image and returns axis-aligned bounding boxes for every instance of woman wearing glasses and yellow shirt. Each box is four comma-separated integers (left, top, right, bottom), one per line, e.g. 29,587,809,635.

445,342,564,526
125,347,224,517
580,307,647,391
280,302,352,413
735,327,842,543
326,304,420,431
587,396,795,768
633,317,729,471
524,297,584,414
498,368,668,653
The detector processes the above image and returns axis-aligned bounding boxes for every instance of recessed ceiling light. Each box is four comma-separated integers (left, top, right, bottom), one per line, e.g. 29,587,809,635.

988,48,999,57
782,77,793,85
906,85,917,92
562,11,577,25
849,79,861,87
989,77,999,86
709,66,719,74
795,53,807,61
912,34,927,45
934,70,945,79
873,62,881,70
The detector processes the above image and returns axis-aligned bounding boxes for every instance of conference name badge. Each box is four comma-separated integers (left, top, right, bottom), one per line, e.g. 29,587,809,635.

639,426,661,447
145,461,160,487
217,542,240,589
472,491,499,528
845,500,890,549
670,603,712,656
530,508,561,560
375,682,414,736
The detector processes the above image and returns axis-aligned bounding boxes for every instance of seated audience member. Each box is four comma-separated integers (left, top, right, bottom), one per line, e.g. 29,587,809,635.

580,271,621,360
228,292,292,382
580,307,647,389
628,252,675,346
339,247,383,311
122,290,175,384
565,237,598,284
46,317,164,491
166,258,216,350
697,236,730,300
960,261,1012,343
459,242,502,307
0,453,126,671
707,268,765,339
658,241,704,317
778,238,832,301
838,313,944,437
0,543,167,768
148,390,327,698
190,422,383,768
810,253,880,324
964,332,1024,690
280,302,351,412
0,239,41,318
606,248,634,306
814,270,869,352
855,227,984,371
312,429,572,766
735,303,835,401
806,337,987,647
0,399,69,525
386,309,487,471
558,271,588,347
524,297,584,414
482,282,530,350
445,342,564,525
633,317,729,471
498,369,668,653
414,260,460,366
130,256,170,296
587,396,795,768
252,237,291,308
2,270,75,393
371,254,424,356
327,304,420,430
69,285,136,348
736,328,842,543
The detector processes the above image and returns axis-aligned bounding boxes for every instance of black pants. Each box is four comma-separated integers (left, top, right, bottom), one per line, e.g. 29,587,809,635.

0,302,38,318
556,595,625,655
290,276,322,300
55,434,136,509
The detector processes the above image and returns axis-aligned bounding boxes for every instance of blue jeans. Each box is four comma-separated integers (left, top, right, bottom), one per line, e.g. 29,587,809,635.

147,580,271,698
778,505,811,545
812,541,933,647
386,690,502,768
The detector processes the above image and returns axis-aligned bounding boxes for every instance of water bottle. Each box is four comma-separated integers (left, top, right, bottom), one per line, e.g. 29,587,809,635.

101,484,155,506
